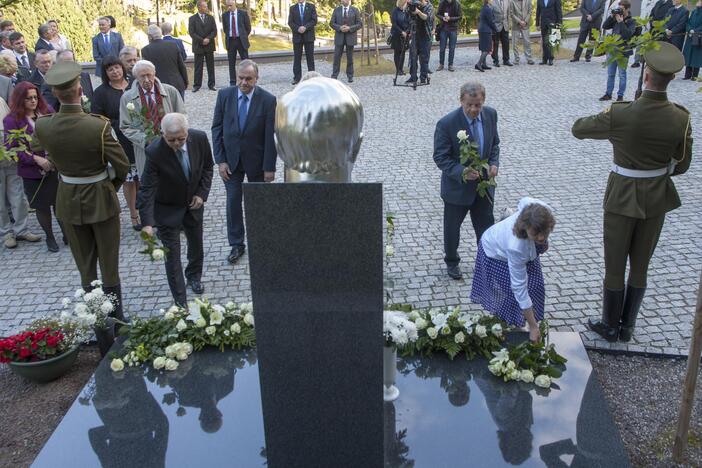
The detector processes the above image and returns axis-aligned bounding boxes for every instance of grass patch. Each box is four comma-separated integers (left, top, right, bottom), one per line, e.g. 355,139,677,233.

320,54,397,77
249,35,293,52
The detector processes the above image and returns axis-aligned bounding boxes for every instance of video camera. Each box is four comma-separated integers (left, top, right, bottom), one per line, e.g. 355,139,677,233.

407,0,422,13
611,6,623,15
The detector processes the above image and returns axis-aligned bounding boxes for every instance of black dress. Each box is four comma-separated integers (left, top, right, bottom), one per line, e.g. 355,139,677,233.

91,83,135,166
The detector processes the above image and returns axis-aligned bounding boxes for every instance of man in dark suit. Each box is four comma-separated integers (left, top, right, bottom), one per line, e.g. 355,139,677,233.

330,0,362,82
35,23,54,52
29,49,53,87
189,0,218,92
665,0,688,50
41,50,94,111
633,0,673,67
139,113,214,306
570,0,605,62
119,46,138,88
211,59,277,264
535,0,562,65
9,32,35,81
142,24,189,98
289,0,318,84
162,22,187,61
433,82,500,280
223,0,252,86
92,16,125,77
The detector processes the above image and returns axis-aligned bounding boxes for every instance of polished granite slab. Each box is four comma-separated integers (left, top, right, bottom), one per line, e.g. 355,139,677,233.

32,332,629,467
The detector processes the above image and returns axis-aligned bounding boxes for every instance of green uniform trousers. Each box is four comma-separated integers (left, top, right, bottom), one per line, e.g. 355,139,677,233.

63,215,121,288
603,211,665,290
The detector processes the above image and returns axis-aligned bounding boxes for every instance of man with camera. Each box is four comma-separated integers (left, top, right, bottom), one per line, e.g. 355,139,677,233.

406,0,434,85
599,0,639,101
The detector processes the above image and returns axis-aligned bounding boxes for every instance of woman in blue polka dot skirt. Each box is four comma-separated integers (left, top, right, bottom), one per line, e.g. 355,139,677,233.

470,197,556,342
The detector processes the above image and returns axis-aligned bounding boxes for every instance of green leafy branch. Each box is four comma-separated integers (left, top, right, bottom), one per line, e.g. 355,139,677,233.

0,128,33,163
585,18,667,69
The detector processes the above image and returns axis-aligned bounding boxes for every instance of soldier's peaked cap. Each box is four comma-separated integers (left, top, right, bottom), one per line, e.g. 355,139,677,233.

644,41,685,74
44,61,82,89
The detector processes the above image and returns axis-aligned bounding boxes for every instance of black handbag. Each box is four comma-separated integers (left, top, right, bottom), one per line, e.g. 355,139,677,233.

692,32,702,47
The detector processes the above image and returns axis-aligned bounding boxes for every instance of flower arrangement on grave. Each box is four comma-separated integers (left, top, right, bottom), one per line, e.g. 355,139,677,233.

110,298,255,372
548,24,565,54
487,321,567,389
404,306,507,360
60,280,117,330
140,231,168,261
383,310,419,350
457,130,496,203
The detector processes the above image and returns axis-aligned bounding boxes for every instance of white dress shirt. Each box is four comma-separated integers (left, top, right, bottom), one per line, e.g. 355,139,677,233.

480,197,553,310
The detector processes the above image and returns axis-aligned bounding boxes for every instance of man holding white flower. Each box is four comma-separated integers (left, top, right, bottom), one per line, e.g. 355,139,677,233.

138,113,214,307
433,82,500,280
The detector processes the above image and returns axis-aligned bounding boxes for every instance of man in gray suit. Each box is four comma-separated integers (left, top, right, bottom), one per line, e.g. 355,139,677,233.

0,74,11,103
510,0,534,64
491,0,513,67
571,0,605,61
330,0,363,82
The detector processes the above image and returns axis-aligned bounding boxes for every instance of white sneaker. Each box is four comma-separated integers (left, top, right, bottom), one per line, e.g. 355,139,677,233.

4,233,17,248
16,231,41,242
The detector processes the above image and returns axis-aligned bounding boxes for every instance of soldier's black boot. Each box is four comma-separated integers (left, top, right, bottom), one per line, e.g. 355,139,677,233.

587,287,625,342
619,285,646,342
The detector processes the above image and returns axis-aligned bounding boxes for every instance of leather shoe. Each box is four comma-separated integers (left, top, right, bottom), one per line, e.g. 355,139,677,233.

192,87,200,93
347,76,353,83
503,61,513,66
548,59,554,65
585,57,591,62
292,79,300,85
474,64,484,72
436,64,444,71
492,61,500,67
482,64,492,70
599,94,612,101
227,245,246,264
46,237,59,253
188,279,204,295
208,86,218,91
447,265,463,280
570,58,579,62
448,65,455,71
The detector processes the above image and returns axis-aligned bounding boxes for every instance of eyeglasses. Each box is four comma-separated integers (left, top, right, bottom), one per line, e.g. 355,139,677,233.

24,96,38,101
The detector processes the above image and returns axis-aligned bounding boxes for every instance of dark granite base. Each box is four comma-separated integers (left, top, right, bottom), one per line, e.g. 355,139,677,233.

31,333,629,467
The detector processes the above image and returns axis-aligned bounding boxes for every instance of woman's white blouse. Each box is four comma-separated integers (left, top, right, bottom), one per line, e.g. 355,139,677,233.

480,197,552,310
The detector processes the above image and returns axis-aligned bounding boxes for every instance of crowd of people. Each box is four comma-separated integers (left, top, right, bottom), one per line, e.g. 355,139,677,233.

0,0,697,344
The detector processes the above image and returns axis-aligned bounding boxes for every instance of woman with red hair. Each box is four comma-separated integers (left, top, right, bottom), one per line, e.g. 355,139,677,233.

3,81,63,252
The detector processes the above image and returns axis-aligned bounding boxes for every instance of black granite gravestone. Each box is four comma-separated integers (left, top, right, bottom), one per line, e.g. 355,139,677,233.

243,183,384,468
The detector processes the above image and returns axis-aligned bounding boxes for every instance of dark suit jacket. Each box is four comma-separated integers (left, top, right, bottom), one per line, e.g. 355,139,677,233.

41,72,94,111
289,2,318,43
211,86,277,176
579,0,605,27
28,69,44,88
141,40,189,94
188,13,217,54
34,38,54,52
536,0,562,27
330,6,362,46
650,0,673,22
138,129,214,228
222,10,252,49
92,32,125,74
433,106,500,207
666,6,689,49
163,35,187,61
478,4,498,33
15,52,35,81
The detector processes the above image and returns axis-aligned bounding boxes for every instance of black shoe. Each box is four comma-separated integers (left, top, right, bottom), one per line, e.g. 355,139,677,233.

599,94,612,101
475,64,484,72
539,60,547,65
227,245,246,264
405,77,417,84
631,62,640,68
447,265,463,280
398,70,406,75
208,86,218,91
420,78,427,84
683,76,691,80
192,87,201,93
493,61,501,67
187,279,204,295
292,79,300,85
570,58,580,62
482,64,492,70
527,60,535,65
347,76,353,83
585,57,591,62
46,237,59,252
548,59,554,66
63,236,68,245
616,96,624,102
587,287,625,342
503,61,513,66
619,285,645,342
427,69,433,74
331,74,338,79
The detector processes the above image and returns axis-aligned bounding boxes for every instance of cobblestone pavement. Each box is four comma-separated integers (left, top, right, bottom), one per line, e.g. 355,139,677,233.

1,49,700,356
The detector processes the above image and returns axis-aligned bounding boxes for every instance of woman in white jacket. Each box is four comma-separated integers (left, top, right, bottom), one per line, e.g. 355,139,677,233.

470,197,555,342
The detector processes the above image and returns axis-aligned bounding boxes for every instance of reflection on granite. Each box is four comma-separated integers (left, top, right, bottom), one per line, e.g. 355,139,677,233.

32,333,629,468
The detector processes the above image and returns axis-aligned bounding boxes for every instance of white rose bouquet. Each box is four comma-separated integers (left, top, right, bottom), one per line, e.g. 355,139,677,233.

383,310,419,349
457,130,496,203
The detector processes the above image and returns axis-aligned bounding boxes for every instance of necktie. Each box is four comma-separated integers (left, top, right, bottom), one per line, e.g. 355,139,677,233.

238,94,249,132
470,119,482,157
146,92,158,118
234,12,239,37
300,4,305,21
344,7,348,17
201,13,205,22
177,149,190,181
21,55,28,68
103,34,109,46
544,0,548,7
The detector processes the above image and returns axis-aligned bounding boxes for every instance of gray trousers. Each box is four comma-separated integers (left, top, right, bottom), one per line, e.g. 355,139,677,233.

0,161,29,238
511,23,533,63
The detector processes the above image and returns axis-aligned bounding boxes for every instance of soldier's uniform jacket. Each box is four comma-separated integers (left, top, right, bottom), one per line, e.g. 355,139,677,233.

34,104,130,225
572,90,692,219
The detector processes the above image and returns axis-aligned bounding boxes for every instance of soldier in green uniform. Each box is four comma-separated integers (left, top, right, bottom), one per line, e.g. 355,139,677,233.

572,41,693,343
33,61,131,322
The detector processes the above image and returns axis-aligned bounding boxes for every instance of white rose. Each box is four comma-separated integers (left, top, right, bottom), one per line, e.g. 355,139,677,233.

209,309,224,326
415,318,428,330
491,323,503,337
152,248,165,261
441,325,451,336
176,352,189,361
153,356,167,370
385,245,394,257
205,326,216,336
195,317,206,328
165,345,177,358
225,301,236,310
168,305,179,314
535,375,552,388
182,343,193,354
244,313,254,327
488,363,502,375
408,311,420,320
507,369,521,381
475,325,487,338
506,360,516,370
110,358,125,372
427,327,438,339
164,311,175,321
454,331,465,344
520,370,534,383
230,323,241,334
176,319,187,332
224,330,230,336
165,358,179,371
213,304,225,315
457,130,468,142
240,302,253,313
61,298,71,307
74,289,85,299
126,102,135,112
100,301,114,314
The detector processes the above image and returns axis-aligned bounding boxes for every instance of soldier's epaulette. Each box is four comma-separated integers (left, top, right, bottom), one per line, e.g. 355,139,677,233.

611,100,631,105
672,102,690,114
89,113,111,122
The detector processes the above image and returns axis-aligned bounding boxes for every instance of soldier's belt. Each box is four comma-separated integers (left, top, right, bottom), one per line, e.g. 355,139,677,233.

611,164,670,178
60,171,109,185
